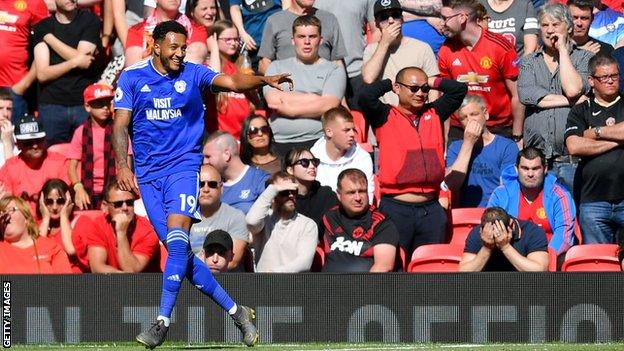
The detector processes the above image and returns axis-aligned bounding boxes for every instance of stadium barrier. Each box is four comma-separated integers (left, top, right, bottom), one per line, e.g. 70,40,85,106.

1,273,623,345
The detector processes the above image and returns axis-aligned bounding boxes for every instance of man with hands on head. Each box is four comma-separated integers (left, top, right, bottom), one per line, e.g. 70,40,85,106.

459,206,549,272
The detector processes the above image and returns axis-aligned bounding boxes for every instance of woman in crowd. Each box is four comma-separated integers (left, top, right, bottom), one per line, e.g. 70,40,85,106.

480,0,538,56
284,147,338,241
205,20,258,138
186,0,219,30
0,196,72,274
37,179,89,273
239,115,281,174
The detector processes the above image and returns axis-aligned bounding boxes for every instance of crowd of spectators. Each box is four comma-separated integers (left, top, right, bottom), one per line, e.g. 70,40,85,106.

3,0,624,274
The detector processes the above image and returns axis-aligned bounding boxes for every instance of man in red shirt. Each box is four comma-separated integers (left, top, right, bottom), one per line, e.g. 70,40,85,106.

438,0,524,144
0,0,49,123
0,115,69,213
79,179,160,273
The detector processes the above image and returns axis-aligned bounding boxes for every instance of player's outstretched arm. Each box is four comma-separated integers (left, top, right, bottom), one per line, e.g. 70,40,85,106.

212,73,293,93
113,109,139,194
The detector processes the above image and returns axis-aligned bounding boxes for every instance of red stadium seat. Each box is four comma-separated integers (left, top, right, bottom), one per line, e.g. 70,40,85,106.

561,244,621,272
310,246,325,272
407,244,463,272
47,142,72,158
547,247,557,272
448,207,485,249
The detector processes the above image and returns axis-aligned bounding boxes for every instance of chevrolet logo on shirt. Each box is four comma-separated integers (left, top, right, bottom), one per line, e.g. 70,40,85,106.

456,72,489,84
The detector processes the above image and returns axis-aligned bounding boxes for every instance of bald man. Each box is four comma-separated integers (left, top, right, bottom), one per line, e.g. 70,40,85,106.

202,131,270,214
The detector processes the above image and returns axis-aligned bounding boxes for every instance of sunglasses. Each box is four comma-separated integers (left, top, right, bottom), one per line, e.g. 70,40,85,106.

397,82,431,93
45,198,66,206
292,157,320,168
200,180,220,189
376,10,402,22
109,199,134,208
278,189,298,197
248,125,271,137
20,138,44,148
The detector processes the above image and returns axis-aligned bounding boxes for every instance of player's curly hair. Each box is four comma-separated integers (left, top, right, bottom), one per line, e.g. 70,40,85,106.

152,20,188,42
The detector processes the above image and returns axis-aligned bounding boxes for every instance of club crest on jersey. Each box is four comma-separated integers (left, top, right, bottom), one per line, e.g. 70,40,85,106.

14,0,27,11
606,117,616,126
240,189,250,199
479,56,492,69
114,87,123,102
174,80,187,93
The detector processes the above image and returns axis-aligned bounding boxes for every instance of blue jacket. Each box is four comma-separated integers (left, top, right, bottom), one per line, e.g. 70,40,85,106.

487,165,576,255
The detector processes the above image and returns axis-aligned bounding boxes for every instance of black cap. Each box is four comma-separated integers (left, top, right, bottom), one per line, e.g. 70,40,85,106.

15,115,46,141
202,229,233,252
374,0,402,16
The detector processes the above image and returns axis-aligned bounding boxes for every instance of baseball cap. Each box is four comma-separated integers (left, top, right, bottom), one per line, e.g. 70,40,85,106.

202,230,234,253
374,0,402,16
83,83,115,104
15,115,46,141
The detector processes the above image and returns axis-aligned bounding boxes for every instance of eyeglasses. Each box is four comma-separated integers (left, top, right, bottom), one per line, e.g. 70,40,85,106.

109,199,134,208
397,82,431,93
218,37,240,44
277,189,298,197
200,180,220,189
592,73,620,83
45,198,66,206
88,99,112,109
292,157,320,168
441,12,464,23
247,125,271,137
376,10,402,23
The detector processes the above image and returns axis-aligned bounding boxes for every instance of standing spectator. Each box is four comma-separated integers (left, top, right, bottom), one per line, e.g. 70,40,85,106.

315,0,377,109
480,0,538,56
362,0,439,106
125,0,208,66
459,206,549,271
445,94,518,208
203,131,270,214
189,164,250,271
310,106,374,200
284,147,338,240
33,0,103,146
565,54,624,244
67,83,129,211
200,229,235,273
518,3,593,192
0,116,70,213
263,15,346,155
257,0,347,74
488,147,576,264
239,115,282,175
246,171,318,272
400,0,446,57
358,66,467,257
79,180,161,273
589,2,624,49
568,0,614,56
0,89,17,167
322,169,399,273
0,0,48,123
439,0,523,142
230,0,286,71
0,196,72,274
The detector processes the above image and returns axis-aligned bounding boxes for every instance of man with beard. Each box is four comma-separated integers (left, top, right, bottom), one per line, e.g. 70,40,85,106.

488,147,576,267
245,171,318,272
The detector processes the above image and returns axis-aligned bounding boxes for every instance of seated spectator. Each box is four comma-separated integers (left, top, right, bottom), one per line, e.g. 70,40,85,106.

239,115,281,175
68,83,130,210
310,106,374,201
37,179,89,273
246,171,318,272
488,147,576,266
77,180,160,273
0,89,17,167
189,164,250,271
445,94,518,208
284,147,338,241
262,14,346,155
0,116,70,213
322,169,399,273
199,229,234,274
203,131,269,214
205,20,258,139
459,206,549,272
0,196,72,274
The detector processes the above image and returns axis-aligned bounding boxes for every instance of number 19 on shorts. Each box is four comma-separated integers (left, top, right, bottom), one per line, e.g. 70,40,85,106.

179,194,197,213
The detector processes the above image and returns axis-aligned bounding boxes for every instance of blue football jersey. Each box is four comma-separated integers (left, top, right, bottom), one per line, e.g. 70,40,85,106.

115,59,219,182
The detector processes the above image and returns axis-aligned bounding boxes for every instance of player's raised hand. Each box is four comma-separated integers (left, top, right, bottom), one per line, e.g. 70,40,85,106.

116,167,139,195
264,73,293,91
